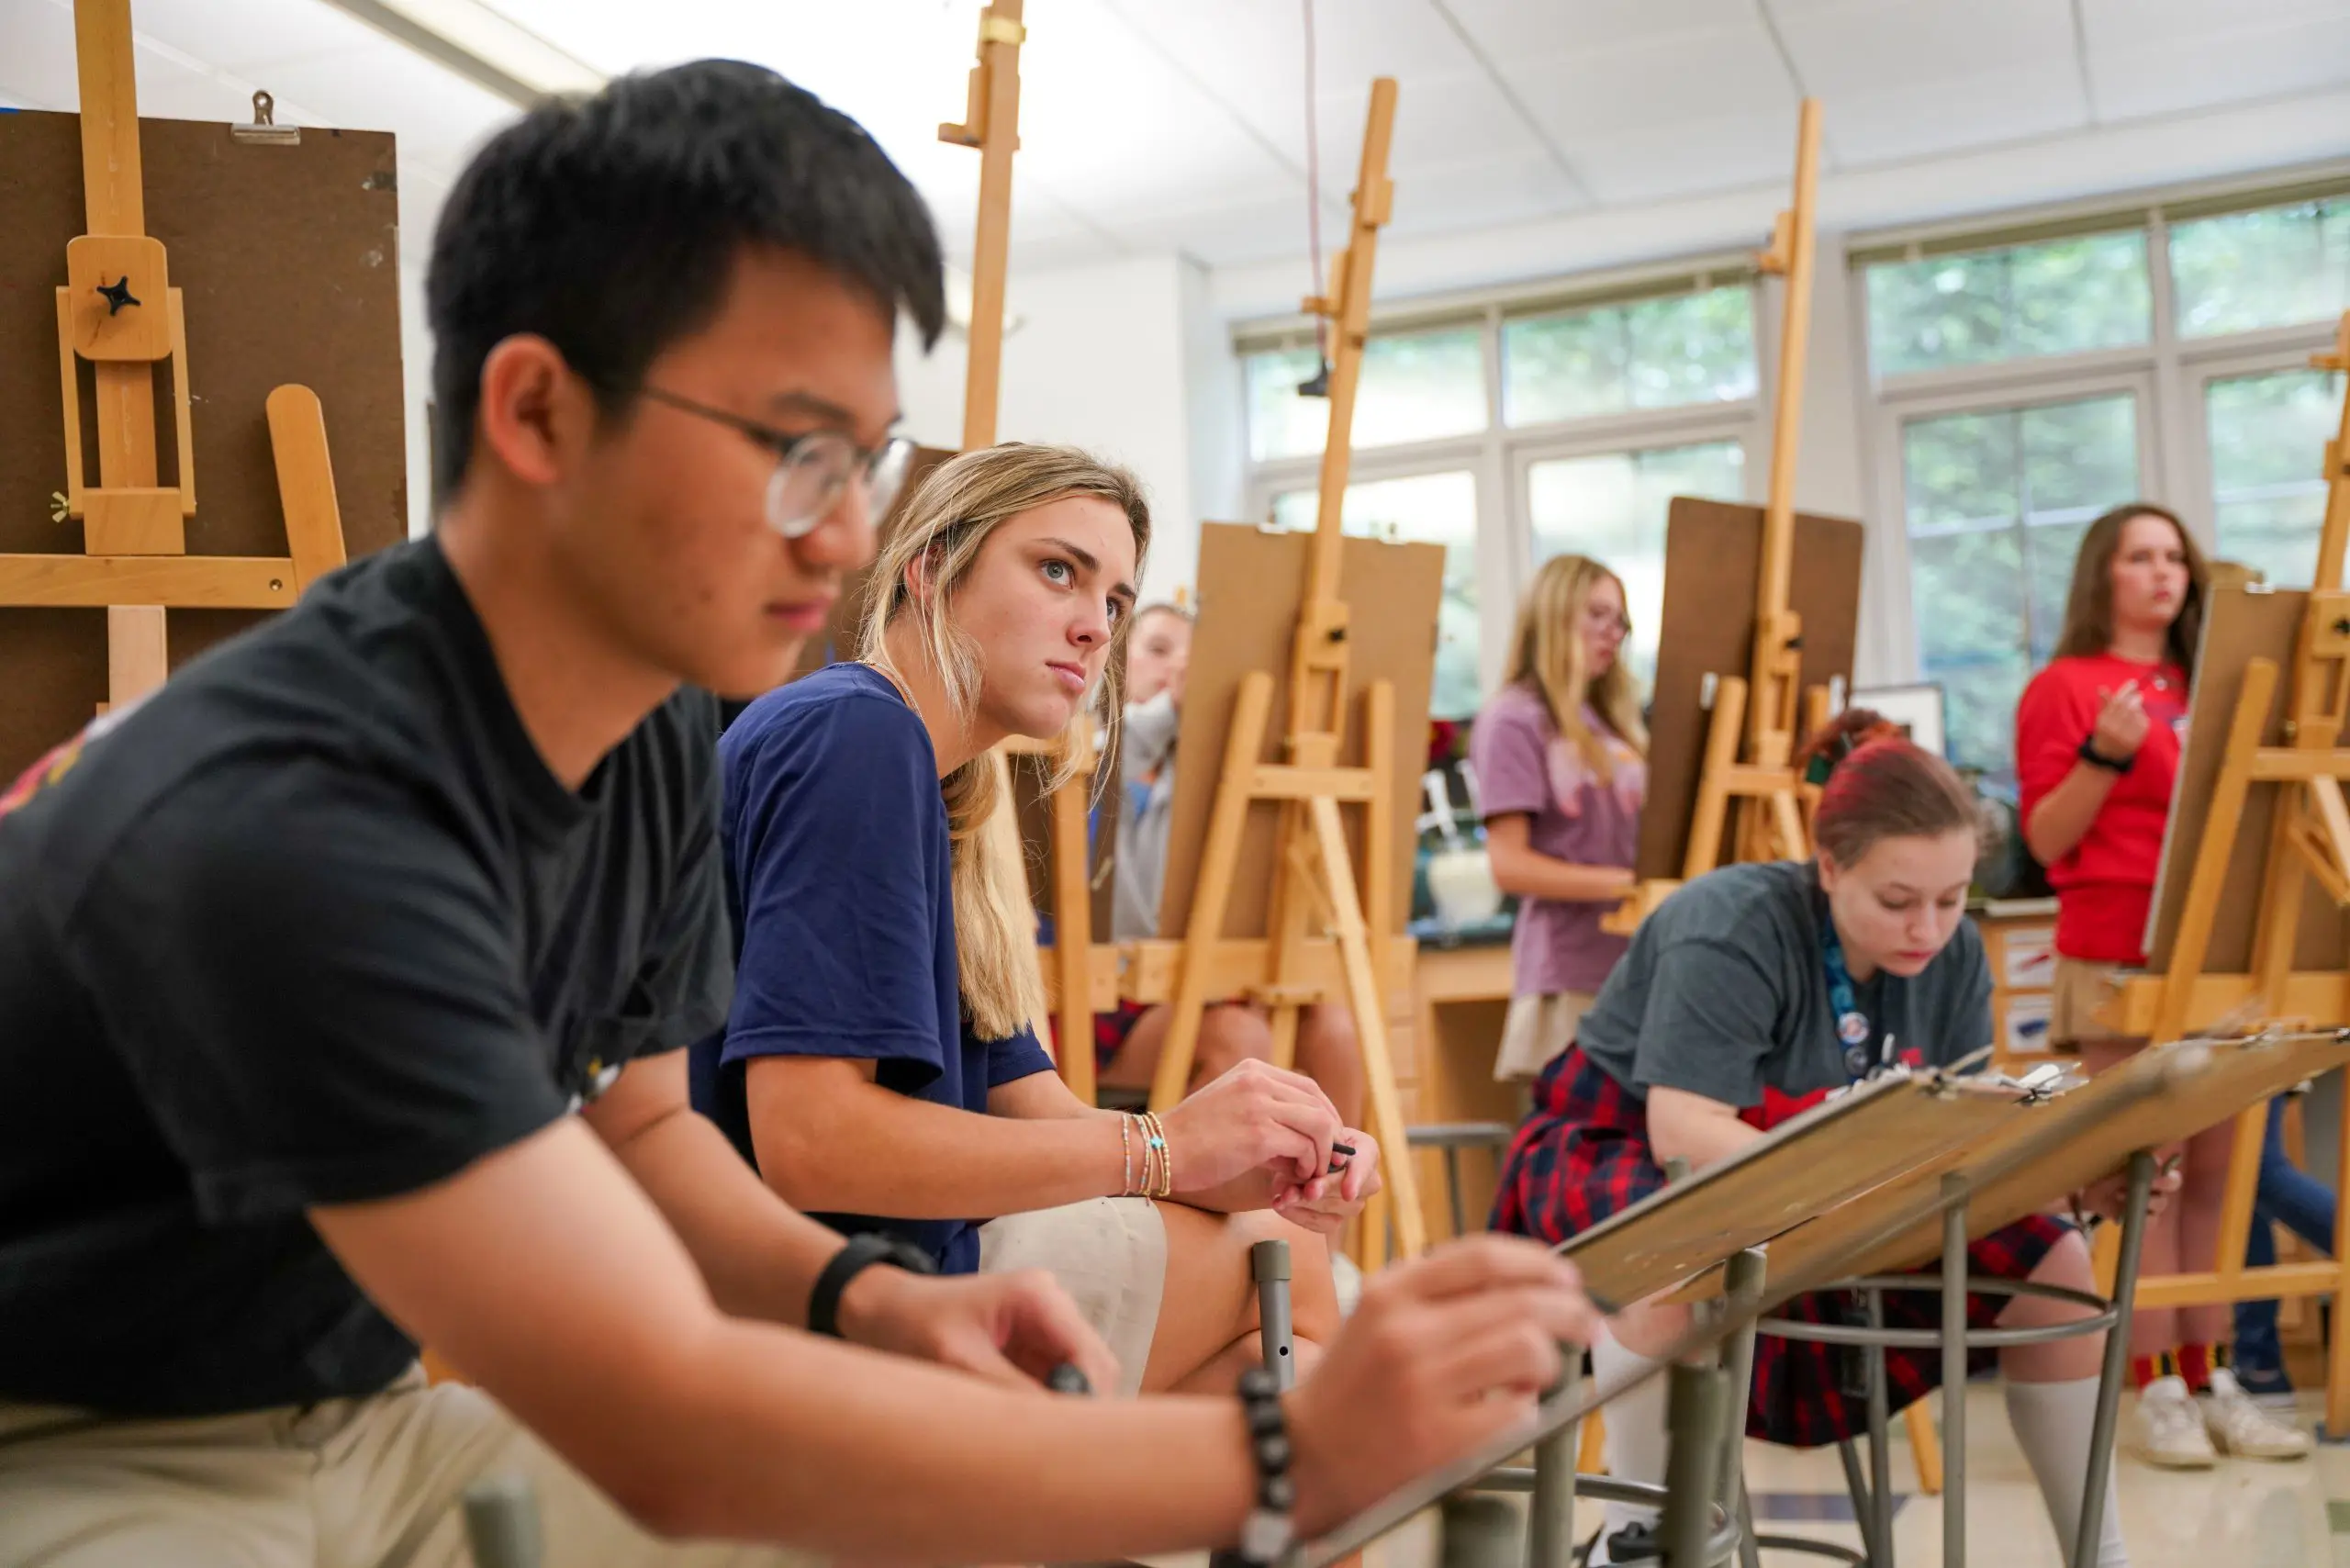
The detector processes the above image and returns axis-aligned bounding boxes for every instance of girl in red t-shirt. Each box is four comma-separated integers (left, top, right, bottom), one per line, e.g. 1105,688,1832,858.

2017,504,2307,1466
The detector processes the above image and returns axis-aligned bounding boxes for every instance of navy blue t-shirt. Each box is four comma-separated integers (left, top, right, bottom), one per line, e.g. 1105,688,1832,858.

688,663,1054,1272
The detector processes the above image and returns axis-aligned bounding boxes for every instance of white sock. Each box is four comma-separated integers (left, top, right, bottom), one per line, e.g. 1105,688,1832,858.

2004,1375,2131,1568
1593,1332,1672,1540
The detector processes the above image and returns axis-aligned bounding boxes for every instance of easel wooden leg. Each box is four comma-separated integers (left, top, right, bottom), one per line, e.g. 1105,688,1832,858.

1153,672,1274,1112
2153,660,2277,1044
1683,677,1748,878
1307,793,1426,1257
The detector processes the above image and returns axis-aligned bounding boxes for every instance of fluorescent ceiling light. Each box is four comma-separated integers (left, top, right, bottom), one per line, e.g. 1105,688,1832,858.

318,0,606,105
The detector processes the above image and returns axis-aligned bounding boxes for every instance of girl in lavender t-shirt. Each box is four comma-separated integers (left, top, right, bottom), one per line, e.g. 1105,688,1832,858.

1470,554,1649,1081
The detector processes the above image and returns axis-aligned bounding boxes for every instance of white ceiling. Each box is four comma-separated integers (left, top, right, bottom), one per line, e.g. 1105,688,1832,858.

5,0,2349,281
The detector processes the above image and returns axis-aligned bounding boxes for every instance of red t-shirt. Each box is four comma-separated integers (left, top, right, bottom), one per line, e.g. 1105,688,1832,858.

2014,653,2189,964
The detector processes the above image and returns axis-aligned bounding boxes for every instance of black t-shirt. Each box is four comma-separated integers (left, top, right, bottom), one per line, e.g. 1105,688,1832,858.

0,539,730,1417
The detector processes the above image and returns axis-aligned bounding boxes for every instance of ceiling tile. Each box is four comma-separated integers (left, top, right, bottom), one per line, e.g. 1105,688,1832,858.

1830,55,2087,162
2078,0,2350,49
1771,0,2076,98
1442,0,1753,57
1572,108,1807,205
2083,4,2350,119
1315,66,1547,176
1499,17,1799,143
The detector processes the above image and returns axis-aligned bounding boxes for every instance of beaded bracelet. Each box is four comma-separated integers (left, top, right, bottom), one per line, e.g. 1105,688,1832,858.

1209,1366,1293,1568
1119,1112,1136,1197
1141,1111,1172,1198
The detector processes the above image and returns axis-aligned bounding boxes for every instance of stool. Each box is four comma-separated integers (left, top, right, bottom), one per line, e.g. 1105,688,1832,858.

1405,1121,1515,1238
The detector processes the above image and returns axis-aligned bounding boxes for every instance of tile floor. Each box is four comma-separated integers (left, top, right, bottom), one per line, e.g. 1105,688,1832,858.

1360,1382,2344,1567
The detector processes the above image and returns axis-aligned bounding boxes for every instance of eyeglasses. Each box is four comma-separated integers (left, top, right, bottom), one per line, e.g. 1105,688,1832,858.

637,385,915,539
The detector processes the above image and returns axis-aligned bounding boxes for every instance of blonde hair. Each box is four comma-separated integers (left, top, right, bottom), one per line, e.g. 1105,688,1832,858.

858,443,1151,1039
1502,554,1648,779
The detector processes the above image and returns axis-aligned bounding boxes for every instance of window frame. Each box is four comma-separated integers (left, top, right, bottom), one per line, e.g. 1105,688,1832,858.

1852,188,2347,725
1237,279,1769,706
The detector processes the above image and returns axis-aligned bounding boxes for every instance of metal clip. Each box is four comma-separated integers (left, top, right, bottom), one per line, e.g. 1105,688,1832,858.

231,90,300,146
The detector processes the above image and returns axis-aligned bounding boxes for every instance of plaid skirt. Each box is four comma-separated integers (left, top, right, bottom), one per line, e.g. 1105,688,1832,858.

1493,1047,2073,1448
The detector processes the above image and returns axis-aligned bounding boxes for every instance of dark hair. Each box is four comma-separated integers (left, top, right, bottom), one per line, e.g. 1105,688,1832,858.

427,60,946,500
2053,502,2208,675
1795,709,1980,868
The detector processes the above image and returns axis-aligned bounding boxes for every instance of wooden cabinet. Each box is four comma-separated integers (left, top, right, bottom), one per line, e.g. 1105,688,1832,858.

1975,900,2061,1072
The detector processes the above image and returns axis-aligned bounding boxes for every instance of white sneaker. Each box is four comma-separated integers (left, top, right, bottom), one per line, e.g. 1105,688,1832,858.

2202,1368,2313,1460
2132,1375,2218,1469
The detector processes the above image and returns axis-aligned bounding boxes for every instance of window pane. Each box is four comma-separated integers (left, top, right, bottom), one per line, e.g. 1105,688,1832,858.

2171,199,2350,338
1524,441,1747,685
1866,233,2151,378
2207,368,2345,588
1902,393,2139,775
1244,327,1486,461
1502,286,1757,425
1271,471,1482,719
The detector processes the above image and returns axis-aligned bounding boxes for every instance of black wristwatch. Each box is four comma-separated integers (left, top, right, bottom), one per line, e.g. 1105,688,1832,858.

2077,736,2134,774
808,1233,937,1338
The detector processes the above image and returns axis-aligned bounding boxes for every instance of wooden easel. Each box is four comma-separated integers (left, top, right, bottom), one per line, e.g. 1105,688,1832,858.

2099,312,2350,1432
1146,80,1428,1260
934,0,1098,1105
1611,100,1831,931
0,0,346,711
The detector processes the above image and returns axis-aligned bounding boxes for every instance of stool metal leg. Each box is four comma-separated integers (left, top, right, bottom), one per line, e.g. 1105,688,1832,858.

1661,1361,1730,1568
1939,1175,1969,1568
1864,1290,1893,1568
1444,1146,1467,1238
1837,1438,1871,1532
2075,1150,2155,1568
1716,1250,1769,1568
1252,1238,1295,1389
1528,1368,1582,1568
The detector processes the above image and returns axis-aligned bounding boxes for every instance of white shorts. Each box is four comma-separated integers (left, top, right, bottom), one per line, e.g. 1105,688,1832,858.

979,1196,1168,1397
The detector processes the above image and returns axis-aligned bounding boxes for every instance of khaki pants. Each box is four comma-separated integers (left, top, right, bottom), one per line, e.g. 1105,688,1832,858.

979,1196,1167,1397
0,1369,817,1568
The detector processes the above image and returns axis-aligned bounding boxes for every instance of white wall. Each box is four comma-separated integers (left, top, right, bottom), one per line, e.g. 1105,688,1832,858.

892,252,1244,606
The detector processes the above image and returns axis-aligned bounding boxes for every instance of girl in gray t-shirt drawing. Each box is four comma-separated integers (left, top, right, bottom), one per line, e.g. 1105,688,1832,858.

1495,714,2165,1568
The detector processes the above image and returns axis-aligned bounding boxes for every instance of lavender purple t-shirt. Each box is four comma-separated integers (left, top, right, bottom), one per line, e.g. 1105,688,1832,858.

1470,682,1646,997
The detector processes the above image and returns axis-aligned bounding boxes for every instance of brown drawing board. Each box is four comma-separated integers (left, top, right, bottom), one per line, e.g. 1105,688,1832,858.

1157,521,1444,938
1637,497,1866,880
0,110,408,778
1754,1033,2350,1286
2144,583,2349,971
1560,1073,2028,1310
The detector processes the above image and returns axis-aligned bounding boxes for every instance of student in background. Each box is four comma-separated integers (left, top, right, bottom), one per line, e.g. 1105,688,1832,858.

2018,503,2308,1465
1091,603,1367,1124
697,445,1380,1399
1494,714,2159,1568
1471,554,1647,1083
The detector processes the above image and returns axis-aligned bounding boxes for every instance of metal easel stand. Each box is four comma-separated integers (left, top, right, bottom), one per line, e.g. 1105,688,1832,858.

1448,1249,1768,1568
1752,1157,2156,1568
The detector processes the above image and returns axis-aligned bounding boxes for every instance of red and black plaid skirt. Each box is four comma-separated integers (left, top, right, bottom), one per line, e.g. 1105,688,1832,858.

1493,1046,2073,1448
1043,1002,1154,1078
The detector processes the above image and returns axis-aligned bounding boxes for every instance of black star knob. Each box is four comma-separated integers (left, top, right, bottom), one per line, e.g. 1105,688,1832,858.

96,275,140,315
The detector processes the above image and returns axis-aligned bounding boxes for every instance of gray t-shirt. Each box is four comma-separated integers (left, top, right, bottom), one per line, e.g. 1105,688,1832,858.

1575,860,1994,1107
1112,692,1180,941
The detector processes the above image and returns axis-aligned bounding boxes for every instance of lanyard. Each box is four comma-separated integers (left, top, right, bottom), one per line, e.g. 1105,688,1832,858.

1821,922,1878,1082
